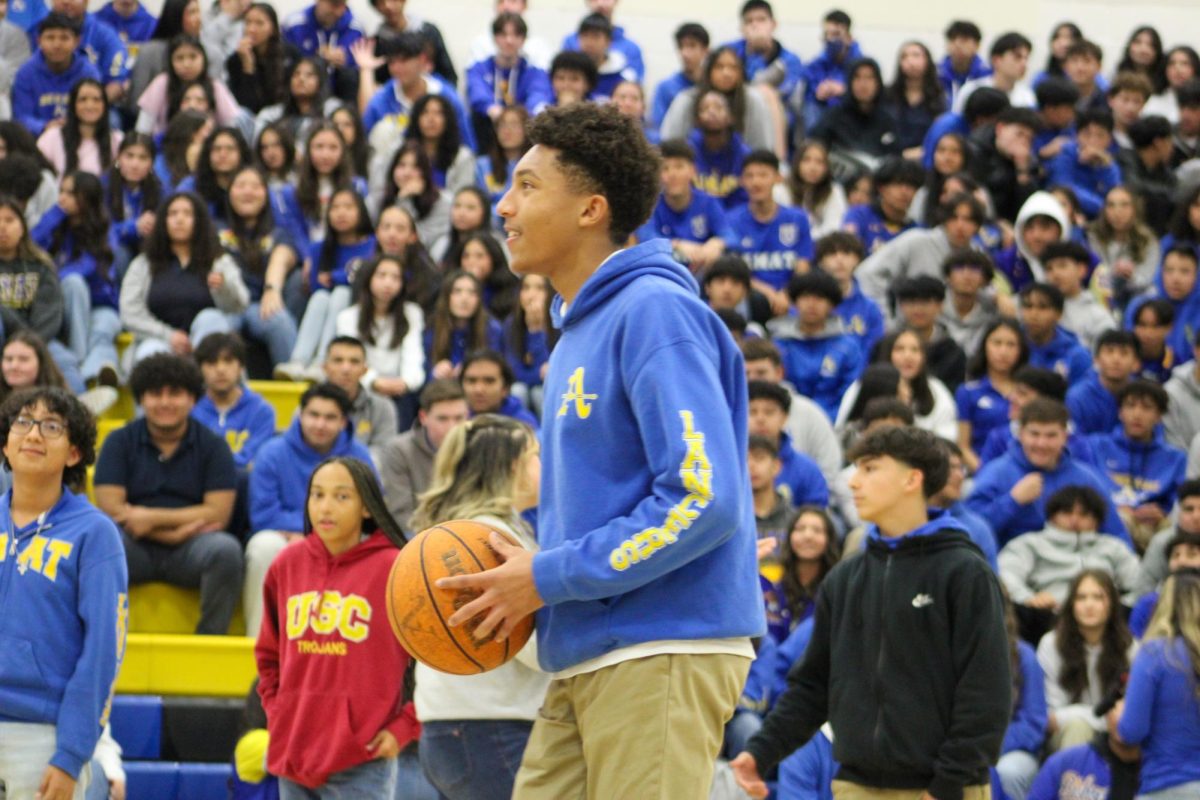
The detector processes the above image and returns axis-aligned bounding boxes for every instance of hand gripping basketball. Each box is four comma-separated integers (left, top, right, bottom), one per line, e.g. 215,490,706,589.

436,532,544,643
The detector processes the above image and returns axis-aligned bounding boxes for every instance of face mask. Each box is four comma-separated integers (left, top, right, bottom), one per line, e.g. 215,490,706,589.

825,39,846,59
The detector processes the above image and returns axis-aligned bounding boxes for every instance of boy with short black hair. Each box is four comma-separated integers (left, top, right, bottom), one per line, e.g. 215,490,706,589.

548,49,598,106
841,156,922,254
747,433,798,546
559,0,644,83
748,379,829,509
322,335,397,450
939,19,989,103
1088,379,1186,549
798,9,864,132
1041,240,1115,351
1171,78,1200,167
11,12,101,136
1107,71,1153,149
1019,282,1094,383
729,149,814,314
1064,39,1106,111
574,12,637,102
727,0,802,100
956,31,1035,112
1130,530,1200,637
892,275,967,391
1124,243,1200,369
703,254,772,329
939,249,999,354
768,270,863,421
817,231,883,362
1034,76,1082,161
1066,329,1139,435
1047,108,1122,218
192,332,276,469
1118,115,1177,235
733,424,1011,800
636,138,733,275
651,22,709,127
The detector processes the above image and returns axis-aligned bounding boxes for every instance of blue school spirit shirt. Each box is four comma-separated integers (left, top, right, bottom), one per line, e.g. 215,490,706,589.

531,240,764,672
307,236,376,292
1004,641,1048,757
727,204,814,292
282,5,364,66
11,52,101,136
249,418,373,533
800,41,864,111
842,203,918,254
1116,637,1200,794
561,25,644,81
651,71,692,127
94,2,156,46
31,205,120,309
1027,326,1094,383
193,387,278,470
956,377,1011,454
938,55,990,105
423,318,504,378
835,279,885,363
1086,426,1187,512
1027,742,1112,800
978,421,1096,468
966,439,1132,548
1065,373,1120,435
1047,142,1123,219
71,13,128,83
727,39,803,100
479,394,539,431
636,189,734,247
688,129,749,210
0,488,127,780
360,74,475,151
777,433,829,508
769,318,864,421
465,56,551,118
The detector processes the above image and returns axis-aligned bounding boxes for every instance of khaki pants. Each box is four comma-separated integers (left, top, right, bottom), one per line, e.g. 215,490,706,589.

1049,717,1096,753
831,781,991,800
512,652,750,800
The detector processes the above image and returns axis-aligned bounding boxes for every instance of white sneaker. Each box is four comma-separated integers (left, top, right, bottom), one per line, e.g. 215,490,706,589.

273,362,307,382
79,386,119,417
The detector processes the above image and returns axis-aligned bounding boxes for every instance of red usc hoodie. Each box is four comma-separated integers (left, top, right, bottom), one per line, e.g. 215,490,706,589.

256,531,417,788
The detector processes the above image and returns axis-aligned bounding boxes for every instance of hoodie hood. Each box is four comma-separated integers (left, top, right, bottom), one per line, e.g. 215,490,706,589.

283,416,359,461
1015,191,1071,280
865,507,973,551
299,528,396,566
552,240,696,330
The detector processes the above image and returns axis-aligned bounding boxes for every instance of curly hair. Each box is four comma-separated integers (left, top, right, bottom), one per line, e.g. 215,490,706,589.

129,353,205,401
0,387,97,491
526,103,659,244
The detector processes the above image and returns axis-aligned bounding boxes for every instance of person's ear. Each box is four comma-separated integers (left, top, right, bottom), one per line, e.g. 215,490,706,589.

65,445,82,470
578,193,610,232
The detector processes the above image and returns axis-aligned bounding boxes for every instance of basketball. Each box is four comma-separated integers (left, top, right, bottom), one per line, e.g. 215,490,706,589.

385,519,534,675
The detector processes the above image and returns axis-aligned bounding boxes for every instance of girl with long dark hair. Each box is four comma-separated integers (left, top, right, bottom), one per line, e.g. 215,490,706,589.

254,121,296,189
423,271,502,381
274,122,364,254
1143,45,1200,123
886,41,946,158
225,3,301,114
431,186,496,265
1115,27,1166,93
252,56,338,150
502,273,557,414
446,232,518,321
660,45,778,151
154,110,212,193
179,126,251,222
335,254,425,399
136,35,242,136
839,329,956,439
0,121,60,225
375,205,440,312
1035,23,1083,86
404,94,477,193
778,506,840,631
957,318,1028,471
105,134,161,277
1088,185,1161,312
476,105,530,216
37,78,121,178
378,142,451,249
780,141,847,238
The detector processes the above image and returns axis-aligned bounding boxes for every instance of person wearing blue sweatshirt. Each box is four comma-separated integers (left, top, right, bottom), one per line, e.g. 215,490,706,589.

799,9,864,133
466,13,552,125
728,149,814,300
435,104,762,798
1047,109,1123,219
93,0,155,49
242,382,372,636
931,439,999,571
1130,532,1200,639
0,387,127,800
996,629,1049,800
688,96,751,210
571,12,637,102
460,349,538,431
748,381,829,509
1086,380,1187,552
1026,732,1141,800
980,365,1099,468
1021,283,1095,384
1066,330,1140,435
651,23,708,128
726,1,802,103
840,157,924,254
1116,571,1200,798
967,397,1132,549
48,0,127,92
559,0,643,83
1124,244,1200,372
281,0,364,102
816,232,884,363
191,333,276,470
11,13,100,137
939,21,990,104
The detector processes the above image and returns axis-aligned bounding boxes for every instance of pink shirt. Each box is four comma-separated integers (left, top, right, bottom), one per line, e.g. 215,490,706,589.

37,126,124,178
137,74,241,135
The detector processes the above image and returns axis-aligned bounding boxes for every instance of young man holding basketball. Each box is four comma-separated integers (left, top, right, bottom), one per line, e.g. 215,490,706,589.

437,103,764,798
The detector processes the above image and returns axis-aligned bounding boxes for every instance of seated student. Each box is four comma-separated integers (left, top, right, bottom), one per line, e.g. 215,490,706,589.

956,31,1036,112
938,20,990,105
1128,298,1177,384
1032,77,1081,162
282,0,364,102
93,353,242,636
1064,40,1107,112
768,270,864,421
572,12,637,102
1128,244,1200,360
728,149,814,311
1129,531,1200,638
1169,79,1200,167
95,0,156,53
727,0,802,103
1088,379,1186,549
321,335,397,452
468,0,552,71
1107,72,1153,150
1066,329,1140,435
689,89,752,210
191,332,275,470
702,254,771,331
808,57,901,160
12,13,101,137
1047,109,1123,219
994,597,1049,800
816,232,884,362
1118,117,1178,237
921,85,1009,172
241,381,372,635
1041,241,1115,352
969,107,1043,224
940,249,1000,356
930,438,999,570
466,13,551,137
1000,485,1144,634
377,378,468,529
1020,282,1095,384
798,9,864,133
748,380,830,509
1165,330,1200,450
967,397,1131,548
458,348,537,430
957,318,1027,471
1139,481,1200,596
651,23,709,129
979,365,1094,466
0,8,32,120
891,276,968,391
369,0,455,87
748,434,798,549
559,0,643,83
840,156,923,255
547,49,598,107
635,139,732,276
1027,726,1141,800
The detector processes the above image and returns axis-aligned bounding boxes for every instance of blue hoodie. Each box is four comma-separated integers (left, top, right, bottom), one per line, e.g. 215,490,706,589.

11,51,101,136
956,377,1012,454
31,205,121,309
561,25,644,81
777,433,829,508
768,317,864,421
1116,637,1200,794
531,240,764,672
249,418,373,533
94,2,157,44
945,502,999,572
978,420,1096,468
965,439,1132,548
1027,326,1094,384
938,55,991,103
1027,742,1111,800
727,39,804,99
1047,141,1122,219
76,13,128,82
1003,641,1048,755
1065,372,1120,435
801,40,864,109
478,394,539,431
0,488,127,779
282,5,364,67
193,388,278,469
688,129,750,210
1124,269,1200,371
1085,426,1186,511
835,278,885,362
361,74,475,150
921,112,970,170
465,55,552,118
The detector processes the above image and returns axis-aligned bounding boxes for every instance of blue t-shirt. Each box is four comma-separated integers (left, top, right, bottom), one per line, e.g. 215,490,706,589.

1116,637,1200,794
956,377,1011,454
727,204,814,292
688,129,749,209
307,236,376,292
842,203,918,254
636,189,733,246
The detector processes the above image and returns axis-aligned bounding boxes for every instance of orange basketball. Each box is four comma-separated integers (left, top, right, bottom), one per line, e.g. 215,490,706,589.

386,519,534,675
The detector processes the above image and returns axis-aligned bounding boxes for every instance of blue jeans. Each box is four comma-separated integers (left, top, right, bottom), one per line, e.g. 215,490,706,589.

290,286,351,367
419,720,533,800
279,757,397,799
228,303,298,367
132,307,232,363
61,274,121,381
395,749,439,800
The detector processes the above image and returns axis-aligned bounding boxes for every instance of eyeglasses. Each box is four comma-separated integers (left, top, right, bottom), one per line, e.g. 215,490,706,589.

11,416,67,440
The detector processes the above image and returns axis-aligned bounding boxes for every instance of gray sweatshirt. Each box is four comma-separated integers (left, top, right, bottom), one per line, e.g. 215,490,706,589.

119,253,249,342
856,226,978,317
377,427,434,529
1164,362,1200,451
998,525,1145,606
1059,291,1115,354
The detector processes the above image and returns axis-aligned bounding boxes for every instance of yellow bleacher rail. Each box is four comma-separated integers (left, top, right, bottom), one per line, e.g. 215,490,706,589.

116,633,256,697
246,380,308,431
128,582,246,636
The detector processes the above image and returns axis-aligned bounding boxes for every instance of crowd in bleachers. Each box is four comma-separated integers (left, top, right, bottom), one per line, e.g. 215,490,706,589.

2,0,1200,797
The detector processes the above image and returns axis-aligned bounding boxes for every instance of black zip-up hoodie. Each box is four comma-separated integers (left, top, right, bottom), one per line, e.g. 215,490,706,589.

746,512,1011,800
